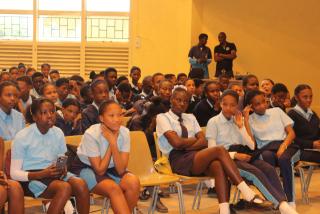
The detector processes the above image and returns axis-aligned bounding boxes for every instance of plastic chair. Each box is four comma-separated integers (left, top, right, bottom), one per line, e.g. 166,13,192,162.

128,131,185,214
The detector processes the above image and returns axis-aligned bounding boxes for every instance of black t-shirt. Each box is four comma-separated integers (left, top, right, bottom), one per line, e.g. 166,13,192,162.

214,42,237,77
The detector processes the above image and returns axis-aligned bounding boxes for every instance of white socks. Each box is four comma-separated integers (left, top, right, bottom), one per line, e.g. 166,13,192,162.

219,202,230,214
237,181,263,204
279,201,298,214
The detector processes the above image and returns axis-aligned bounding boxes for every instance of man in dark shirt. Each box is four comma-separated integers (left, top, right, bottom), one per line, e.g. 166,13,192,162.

214,32,237,78
188,33,212,79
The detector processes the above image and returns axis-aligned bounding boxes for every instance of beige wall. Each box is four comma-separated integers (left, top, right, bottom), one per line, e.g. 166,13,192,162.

130,0,193,76
191,0,320,110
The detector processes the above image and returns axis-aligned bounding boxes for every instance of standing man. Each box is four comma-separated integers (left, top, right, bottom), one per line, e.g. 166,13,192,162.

188,33,212,79
214,32,237,78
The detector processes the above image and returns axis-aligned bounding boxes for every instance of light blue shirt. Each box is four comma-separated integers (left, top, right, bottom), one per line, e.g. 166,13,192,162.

11,123,67,170
249,107,293,149
0,108,25,141
77,124,130,168
156,110,202,156
206,111,254,150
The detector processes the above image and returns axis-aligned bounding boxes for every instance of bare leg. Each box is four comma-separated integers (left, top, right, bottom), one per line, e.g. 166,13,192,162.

68,177,90,214
40,180,72,214
7,180,24,214
119,173,140,212
92,179,130,214
0,185,7,211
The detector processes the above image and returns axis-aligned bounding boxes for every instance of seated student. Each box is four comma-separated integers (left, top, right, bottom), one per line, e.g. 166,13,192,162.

133,76,153,102
156,87,263,214
270,83,290,111
260,79,274,104
55,78,75,107
185,79,200,113
80,84,93,110
129,66,142,95
9,67,19,81
0,144,24,214
71,100,140,214
49,70,60,82
41,63,51,81
157,80,174,111
69,75,85,100
25,67,36,77
0,72,11,82
81,80,109,132
0,81,26,141
288,84,320,163
16,76,34,113
218,74,230,92
17,63,26,77
194,78,204,100
40,83,60,109
228,82,244,97
56,98,82,136
115,82,135,110
116,76,129,87
30,72,45,98
11,98,90,214
193,81,221,127
239,74,259,111
176,73,187,85
245,90,298,207
206,90,298,214
164,74,177,85
151,73,165,98
104,67,118,100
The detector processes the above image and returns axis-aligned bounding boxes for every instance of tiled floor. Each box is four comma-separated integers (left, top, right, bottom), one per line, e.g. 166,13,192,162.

23,170,320,213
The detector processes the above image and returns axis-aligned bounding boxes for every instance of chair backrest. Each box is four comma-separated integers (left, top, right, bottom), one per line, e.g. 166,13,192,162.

122,116,131,127
65,135,82,147
153,132,162,159
201,127,206,135
128,131,156,177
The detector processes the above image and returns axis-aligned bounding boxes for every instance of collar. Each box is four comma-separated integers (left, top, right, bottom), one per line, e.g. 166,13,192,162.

153,90,158,96
206,99,214,108
57,110,64,118
32,123,52,136
0,107,10,120
131,83,139,90
92,102,99,110
168,109,181,121
218,111,233,124
294,104,313,120
141,91,148,97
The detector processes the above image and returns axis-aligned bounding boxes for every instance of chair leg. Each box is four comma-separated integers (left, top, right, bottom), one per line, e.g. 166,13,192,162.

175,182,185,214
196,181,204,209
148,186,159,214
101,198,110,214
298,167,307,204
192,182,201,210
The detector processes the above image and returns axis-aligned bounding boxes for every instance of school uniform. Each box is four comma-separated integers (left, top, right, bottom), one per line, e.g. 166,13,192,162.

11,124,76,198
55,111,82,136
81,102,99,132
71,124,130,190
20,95,34,111
109,88,116,101
133,90,150,102
131,83,141,95
193,98,220,127
156,110,202,176
288,105,320,163
186,95,200,114
0,107,25,141
30,88,41,99
206,112,287,207
249,107,299,202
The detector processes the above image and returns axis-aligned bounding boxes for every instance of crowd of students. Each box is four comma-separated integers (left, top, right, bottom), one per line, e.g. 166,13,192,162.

0,62,319,214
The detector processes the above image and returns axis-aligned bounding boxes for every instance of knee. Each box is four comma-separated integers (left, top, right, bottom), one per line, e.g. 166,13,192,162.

7,180,23,196
70,178,89,196
261,151,274,158
56,182,72,197
0,186,8,204
121,174,140,192
215,146,228,156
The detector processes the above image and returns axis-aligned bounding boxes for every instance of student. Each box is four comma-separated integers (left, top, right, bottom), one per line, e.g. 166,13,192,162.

261,79,274,100
71,100,140,214
157,80,173,111
0,81,26,141
104,67,118,100
80,84,94,109
9,67,19,81
288,84,320,163
246,90,298,206
133,76,153,102
228,82,244,97
11,98,90,214
30,72,45,98
207,90,298,214
25,67,36,77
194,78,204,100
56,98,82,136
218,74,230,92
55,78,75,107
164,74,177,85
270,83,290,111
81,80,109,132
0,72,11,82
116,76,129,87
41,63,51,80
176,73,187,85
16,76,34,112
49,70,60,82
129,66,142,95
40,83,59,108
151,73,165,98
239,74,259,110
115,82,134,111
17,63,26,76
156,87,263,214
193,81,221,127
185,79,199,113
69,75,85,100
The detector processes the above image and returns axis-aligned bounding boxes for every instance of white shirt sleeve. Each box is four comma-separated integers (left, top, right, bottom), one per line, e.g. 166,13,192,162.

10,159,29,181
156,114,173,138
239,126,255,150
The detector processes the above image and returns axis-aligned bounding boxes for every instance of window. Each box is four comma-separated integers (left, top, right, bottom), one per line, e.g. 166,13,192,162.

87,16,128,42
87,0,130,12
0,0,33,10
0,15,32,40
39,0,81,11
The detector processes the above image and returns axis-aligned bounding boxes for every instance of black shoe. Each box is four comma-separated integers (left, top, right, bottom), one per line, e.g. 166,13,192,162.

155,198,168,213
230,204,237,214
139,189,150,201
207,187,217,198
158,190,170,198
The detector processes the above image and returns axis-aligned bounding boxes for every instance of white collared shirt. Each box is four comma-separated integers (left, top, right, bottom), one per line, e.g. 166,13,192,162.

293,105,313,121
249,107,293,149
156,109,201,156
92,102,99,111
20,95,33,111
